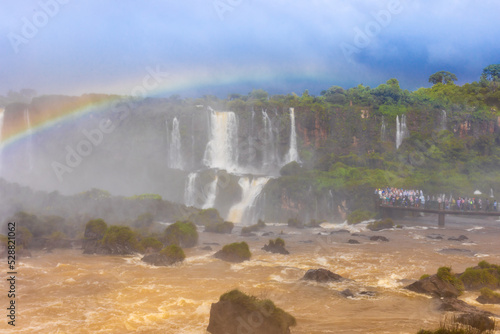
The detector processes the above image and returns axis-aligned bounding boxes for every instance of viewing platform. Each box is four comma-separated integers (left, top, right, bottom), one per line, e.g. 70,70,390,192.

378,203,500,226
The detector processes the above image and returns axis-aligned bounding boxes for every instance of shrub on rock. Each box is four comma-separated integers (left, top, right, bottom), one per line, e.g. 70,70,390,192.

477,288,500,304
214,242,251,263
367,218,394,231
142,244,185,266
205,221,234,234
302,268,343,283
163,221,198,248
287,217,303,229
347,210,375,225
207,289,296,334
140,237,163,252
262,238,289,255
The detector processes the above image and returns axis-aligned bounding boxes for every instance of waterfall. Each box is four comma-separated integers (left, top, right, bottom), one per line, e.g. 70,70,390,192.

441,110,447,131
203,108,239,172
202,175,218,209
491,188,494,198
25,108,33,170
184,172,198,207
285,107,299,163
227,177,270,223
262,111,276,170
396,114,408,149
168,117,183,169
381,116,386,141
0,110,4,174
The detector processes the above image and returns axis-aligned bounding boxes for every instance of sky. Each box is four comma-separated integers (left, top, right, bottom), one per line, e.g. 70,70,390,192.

1,0,499,98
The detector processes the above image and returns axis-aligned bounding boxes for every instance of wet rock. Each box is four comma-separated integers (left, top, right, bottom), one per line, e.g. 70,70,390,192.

204,242,220,246
302,268,343,283
405,274,461,298
426,234,444,240
370,236,389,242
331,229,350,234
141,253,182,266
207,289,296,334
351,233,367,238
456,313,495,331
340,289,354,298
262,240,289,255
201,246,213,251
448,235,469,242
347,239,360,244
262,232,274,236
359,291,377,297
438,248,474,256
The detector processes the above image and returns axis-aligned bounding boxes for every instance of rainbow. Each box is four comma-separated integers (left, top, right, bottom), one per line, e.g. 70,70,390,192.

0,68,328,150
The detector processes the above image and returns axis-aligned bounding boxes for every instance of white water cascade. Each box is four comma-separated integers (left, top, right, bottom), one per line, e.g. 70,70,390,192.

184,172,198,207
25,109,33,170
396,114,409,149
168,117,183,169
285,107,299,163
203,109,239,172
441,110,447,131
262,111,276,170
0,110,4,174
381,116,386,141
227,177,270,223
202,175,218,209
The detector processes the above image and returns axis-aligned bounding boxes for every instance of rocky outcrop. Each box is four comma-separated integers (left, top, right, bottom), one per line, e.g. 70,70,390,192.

261,238,289,255
214,242,251,263
347,239,360,244
207,289,296,334
405,274,461,298
448,235,468,242
141,253,179,266
370,236,389,242
302,268,343,283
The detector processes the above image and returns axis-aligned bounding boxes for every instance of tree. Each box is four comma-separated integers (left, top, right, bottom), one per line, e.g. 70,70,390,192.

481,64,500,82
428,71,457,85
249,89,269,101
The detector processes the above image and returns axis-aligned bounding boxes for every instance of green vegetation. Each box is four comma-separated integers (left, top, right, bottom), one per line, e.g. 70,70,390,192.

417,314,495,334
478,288,500,303
420,274,430,280
219,242,251,261
188,208,223,226
460,262,500,290
159,245,185,263
84,219,107,239
205,221,234,234
287,217,303,228
367,218,394,231
127,193,162,200
163,221,198,248
241,219,266,234
140,237,163,252
133,213,154,228
437,266,465,293
101,225,142,252
219,289,296,331
347,210,375,225
269,238,285,247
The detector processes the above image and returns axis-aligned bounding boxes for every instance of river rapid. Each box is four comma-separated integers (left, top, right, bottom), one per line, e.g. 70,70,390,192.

2,216,500,333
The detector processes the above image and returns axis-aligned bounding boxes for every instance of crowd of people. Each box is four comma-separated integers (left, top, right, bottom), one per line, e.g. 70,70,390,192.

375,187,499,212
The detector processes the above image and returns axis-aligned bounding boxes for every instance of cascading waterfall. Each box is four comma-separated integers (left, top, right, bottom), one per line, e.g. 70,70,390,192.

25,108,33,170
491,188,494,198
184,172,198,207
203,108,239,172
396,114,409,149
262,111,276,170
202,175,218,209
441,110,447,131
285,107,299,163
227,177,270,223
381,116,386,141
168,117,183,169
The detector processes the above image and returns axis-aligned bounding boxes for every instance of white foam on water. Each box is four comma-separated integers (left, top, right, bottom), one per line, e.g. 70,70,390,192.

466,226,484,232
474,253,490,258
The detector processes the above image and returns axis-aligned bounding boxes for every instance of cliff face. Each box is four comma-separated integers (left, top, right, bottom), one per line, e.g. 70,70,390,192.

1,95,498,224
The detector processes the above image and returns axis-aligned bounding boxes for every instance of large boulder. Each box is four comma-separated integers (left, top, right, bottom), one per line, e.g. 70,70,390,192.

207,289,296,334
302,268,343,283
405,274,461,298
214,242,251,263
476,288,500,304
141,245,185,266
